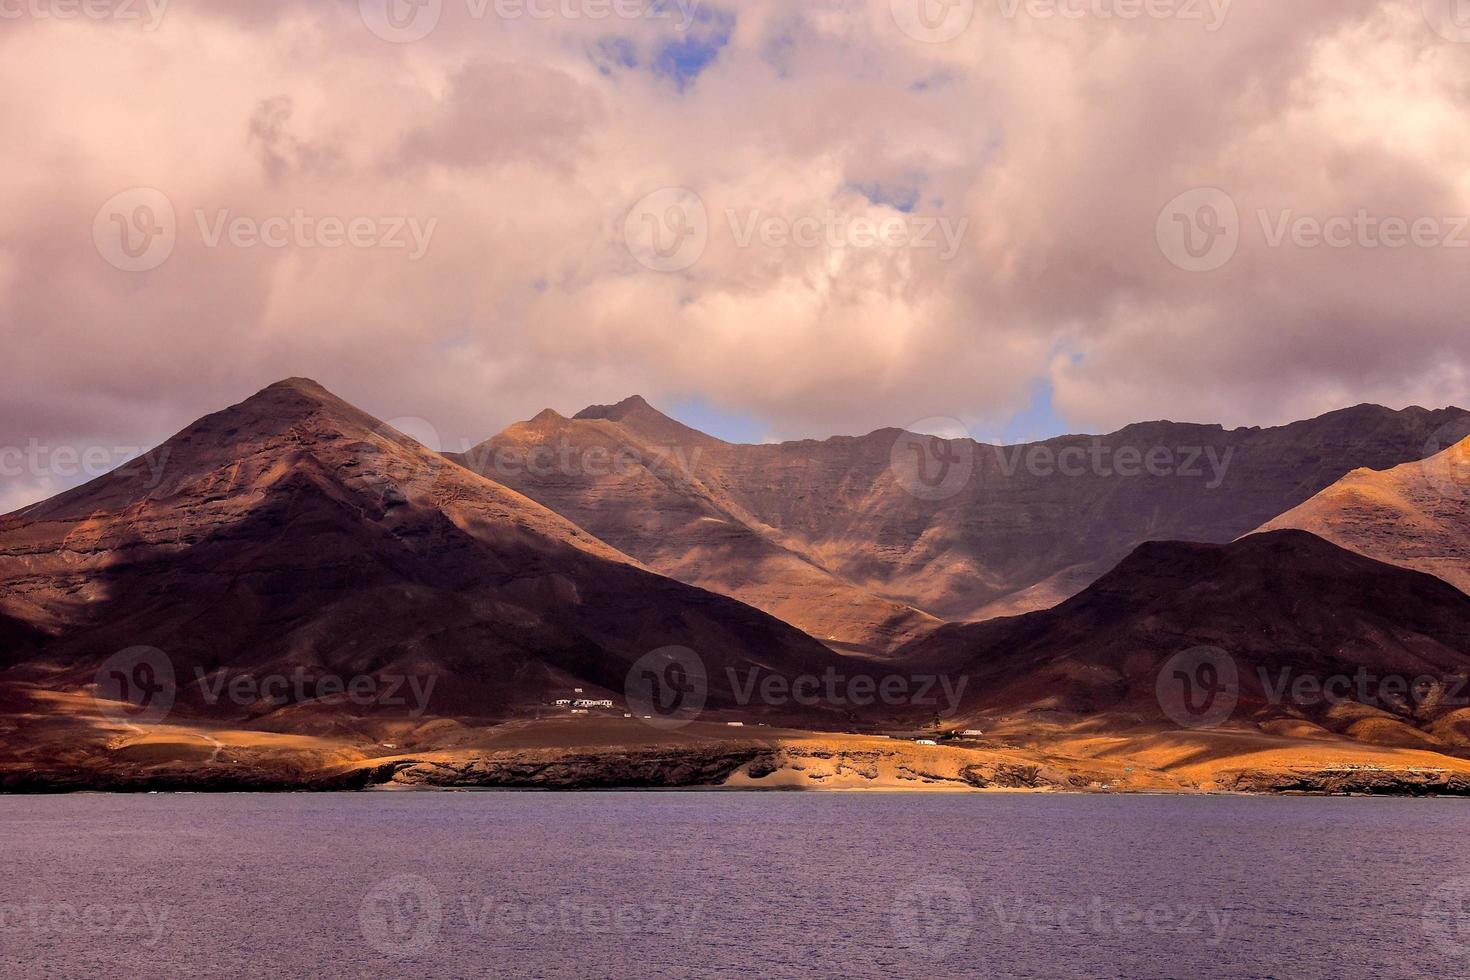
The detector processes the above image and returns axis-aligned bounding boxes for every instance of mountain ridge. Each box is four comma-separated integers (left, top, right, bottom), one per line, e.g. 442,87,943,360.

897,528,1470,750
0,378,853,721
8,381,1470,792
463,394,1470,640
1257,434,1470,595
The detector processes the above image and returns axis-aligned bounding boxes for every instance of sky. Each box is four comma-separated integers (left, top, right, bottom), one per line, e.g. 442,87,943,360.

3,0,1470,510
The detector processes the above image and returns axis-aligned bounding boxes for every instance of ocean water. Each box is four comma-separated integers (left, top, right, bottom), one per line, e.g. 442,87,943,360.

2,792,1468,979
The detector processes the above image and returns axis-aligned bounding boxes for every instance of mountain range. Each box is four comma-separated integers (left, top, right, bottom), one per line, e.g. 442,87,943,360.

457,394,1470,651
4,378,1470,793
0,380,847,721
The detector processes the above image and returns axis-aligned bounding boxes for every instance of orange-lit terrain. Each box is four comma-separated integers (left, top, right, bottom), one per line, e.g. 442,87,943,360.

1261,435,1470,594
5,381,1470,795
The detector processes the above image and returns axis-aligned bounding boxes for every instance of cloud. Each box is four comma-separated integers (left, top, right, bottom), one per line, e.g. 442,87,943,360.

2,0,1469,512
397,60,601,171
249,96,343,183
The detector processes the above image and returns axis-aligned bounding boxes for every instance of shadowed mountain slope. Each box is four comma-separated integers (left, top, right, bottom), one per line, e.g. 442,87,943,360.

455,397,940,654
898,530,1470,749
460,398,1470,639
0,380,852,721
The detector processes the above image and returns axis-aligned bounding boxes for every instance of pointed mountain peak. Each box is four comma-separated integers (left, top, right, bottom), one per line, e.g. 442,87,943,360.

13,378,392,522
574,395,655,422
264,377,331,396
530,408,567,425
568,394,721,445
227,377,375,431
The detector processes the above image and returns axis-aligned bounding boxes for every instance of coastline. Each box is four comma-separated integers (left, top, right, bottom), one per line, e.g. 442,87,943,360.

8,720,1470,798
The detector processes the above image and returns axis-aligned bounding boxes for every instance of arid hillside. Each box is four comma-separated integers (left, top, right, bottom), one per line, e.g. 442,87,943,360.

1259,436,1470,595
462,396,1470,646
0,379,853,722
900,530,1470,751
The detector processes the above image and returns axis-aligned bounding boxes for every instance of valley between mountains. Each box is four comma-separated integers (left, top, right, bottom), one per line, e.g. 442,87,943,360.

4,378,1470,795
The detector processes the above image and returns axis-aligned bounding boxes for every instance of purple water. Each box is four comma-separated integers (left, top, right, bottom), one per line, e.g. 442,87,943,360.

3,792,1468,978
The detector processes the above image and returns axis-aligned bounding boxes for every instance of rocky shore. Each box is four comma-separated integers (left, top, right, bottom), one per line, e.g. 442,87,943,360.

11,732,1470,797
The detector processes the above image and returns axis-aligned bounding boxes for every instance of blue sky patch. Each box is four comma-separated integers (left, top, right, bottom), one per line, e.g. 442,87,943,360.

995,378,1071,444
849,179,923,213
652,9,735,90
667,394,768,444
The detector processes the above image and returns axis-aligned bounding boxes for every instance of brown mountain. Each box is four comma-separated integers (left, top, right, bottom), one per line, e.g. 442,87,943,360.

451,396,939,655
7,385,1470,792
1257,436,1470,596
898,529,1470,749
0,379,852,723
459,398,1470,648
